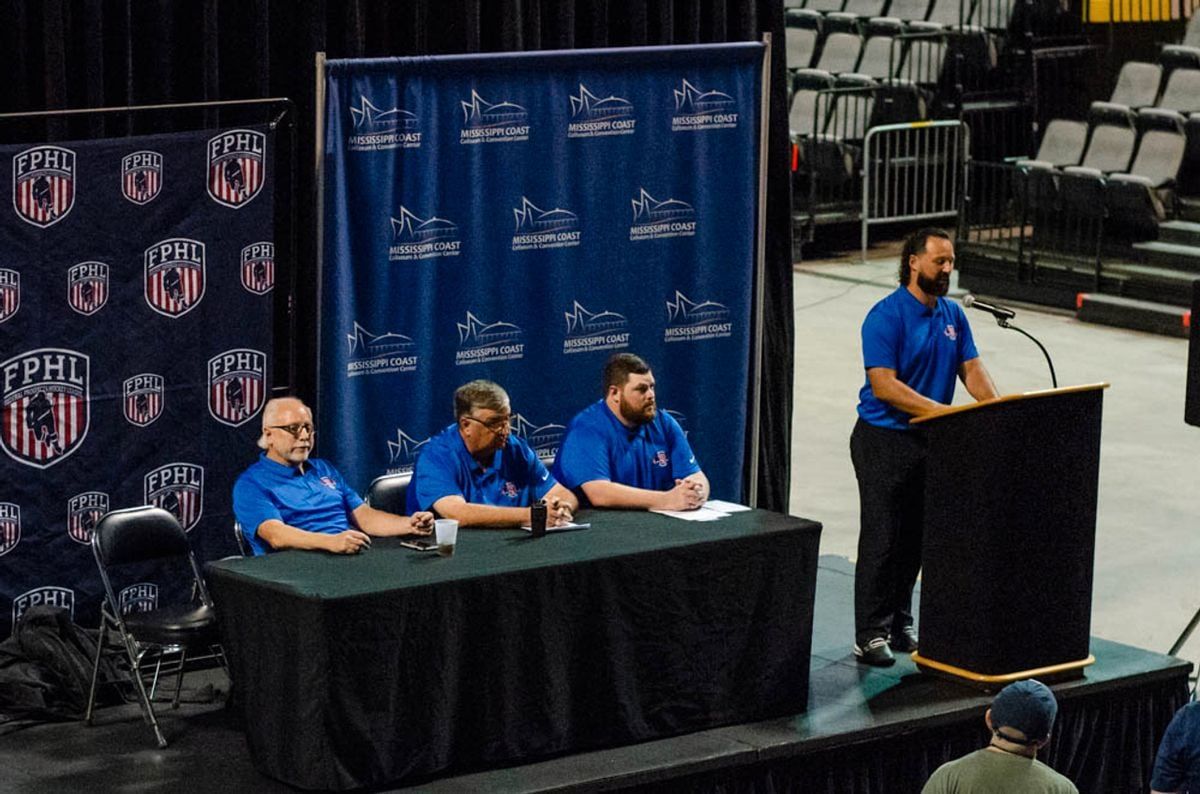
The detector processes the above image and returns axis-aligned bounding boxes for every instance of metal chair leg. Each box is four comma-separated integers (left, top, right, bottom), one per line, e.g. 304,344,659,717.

149,652,164,701
172,648,187,709
124,637,168,748
84,618,107,725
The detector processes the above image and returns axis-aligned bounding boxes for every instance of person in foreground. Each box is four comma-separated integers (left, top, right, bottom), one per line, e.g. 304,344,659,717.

922,679,1077,794
553,352,709,510
852,227,999,666
1150,699,1200,793
232,397,433,555
407,380,578,528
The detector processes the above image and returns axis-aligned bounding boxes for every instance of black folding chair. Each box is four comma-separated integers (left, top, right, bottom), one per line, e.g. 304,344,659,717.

233,521,252,556
366,472,413,515
84,506,224,747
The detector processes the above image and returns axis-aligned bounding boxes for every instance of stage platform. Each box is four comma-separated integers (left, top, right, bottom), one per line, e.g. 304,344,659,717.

1,556,1190,793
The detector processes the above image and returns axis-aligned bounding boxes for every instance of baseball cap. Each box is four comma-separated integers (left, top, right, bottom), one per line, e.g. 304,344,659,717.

991,679,1058,744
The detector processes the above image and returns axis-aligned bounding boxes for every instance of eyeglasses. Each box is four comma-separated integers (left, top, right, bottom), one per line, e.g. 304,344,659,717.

463,414,512,433
270,423,315,438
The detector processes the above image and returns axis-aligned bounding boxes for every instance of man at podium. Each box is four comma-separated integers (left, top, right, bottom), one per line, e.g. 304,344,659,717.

851,228,998,666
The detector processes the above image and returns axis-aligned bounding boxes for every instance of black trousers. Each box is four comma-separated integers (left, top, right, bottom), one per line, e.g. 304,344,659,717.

849,418,927,646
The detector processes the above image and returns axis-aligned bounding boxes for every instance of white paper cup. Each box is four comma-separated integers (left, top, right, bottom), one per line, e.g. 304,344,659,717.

435,519,459,557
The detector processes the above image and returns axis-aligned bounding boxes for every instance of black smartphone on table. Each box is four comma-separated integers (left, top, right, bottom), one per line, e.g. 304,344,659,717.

400,538,438,551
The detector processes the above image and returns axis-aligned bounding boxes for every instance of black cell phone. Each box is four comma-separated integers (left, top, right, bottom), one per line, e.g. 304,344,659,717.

400,539,438,551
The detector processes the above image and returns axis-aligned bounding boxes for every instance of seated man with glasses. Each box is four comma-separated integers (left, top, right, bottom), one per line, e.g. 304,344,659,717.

233,397,433,555
408,380,578,528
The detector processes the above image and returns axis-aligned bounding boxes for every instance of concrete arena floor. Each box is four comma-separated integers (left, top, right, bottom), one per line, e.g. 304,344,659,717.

790,246,1200,666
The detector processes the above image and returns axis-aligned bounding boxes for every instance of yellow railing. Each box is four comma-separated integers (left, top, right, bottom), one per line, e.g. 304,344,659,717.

1087,0,1197,22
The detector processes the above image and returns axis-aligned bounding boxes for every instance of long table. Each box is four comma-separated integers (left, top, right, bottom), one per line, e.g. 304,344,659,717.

207,508,821,790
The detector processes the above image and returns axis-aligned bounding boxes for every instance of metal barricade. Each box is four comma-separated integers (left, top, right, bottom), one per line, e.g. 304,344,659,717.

860,120,969,261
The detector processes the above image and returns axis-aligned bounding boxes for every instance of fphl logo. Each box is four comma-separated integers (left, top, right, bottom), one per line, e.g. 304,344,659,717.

144,238,206,318
0,503,20,557
460,90,530,144
121,150,163,205
123,373,164,427
13,145,75,228
386,427,429,475
207,348,266,427
511,414,565,464
568,84,636,138
671,79,739,131
12,587,74,634
512,198,581,251
389,207,462,261
455,311,524,366
665,290,734,343
145,463,204,532
67,262,109,316
0,348,89,469
241,242,275,295
348,96,421,151
67,491,108,545
563,300,630,355
119,583,159,615
630,188,696,241
207,129,266,208
346,321,417,377
0,269,19,324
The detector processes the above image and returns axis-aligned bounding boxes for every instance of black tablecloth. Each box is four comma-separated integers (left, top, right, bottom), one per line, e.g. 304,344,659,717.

207,508,821,790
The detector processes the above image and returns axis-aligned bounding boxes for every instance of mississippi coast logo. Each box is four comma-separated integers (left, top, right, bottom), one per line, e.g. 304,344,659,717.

672,79,739,131
512,198,581,251
630,188,696,241
568,84,636,138
349,96,421,151
563,301,629,355
455,311,524,365
390,207,462,261
460,90,530,144
665,291,733,342
346,322,417,377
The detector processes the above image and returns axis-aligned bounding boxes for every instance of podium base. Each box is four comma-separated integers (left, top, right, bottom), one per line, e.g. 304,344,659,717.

911,652,1096,691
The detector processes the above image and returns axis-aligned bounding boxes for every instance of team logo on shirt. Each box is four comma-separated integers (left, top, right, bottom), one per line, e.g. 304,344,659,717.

13,145,75,228
67,491,108,544
145,462,204,532
652,450,669,468
0,503,19,556
0,269,19,324
207,129,265,208
944,324,957,341
11,587,74,634
123,373,164,427
119,583,158,615
1,348,90,469
511,414,565,464
145,238,205,318
386,427,429,475
207,348,266,427
501,481,519,498
320,476,338,491
241,242,275,295
67,262,109,316
122,151,163,205
664,290,733,342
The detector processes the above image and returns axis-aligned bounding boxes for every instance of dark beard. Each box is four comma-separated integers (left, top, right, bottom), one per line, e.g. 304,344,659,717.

917,271,950,296
619,396,656,426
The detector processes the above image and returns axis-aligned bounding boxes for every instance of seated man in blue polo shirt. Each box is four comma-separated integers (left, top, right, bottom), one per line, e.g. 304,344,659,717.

553,353,709,510
233,397,433,555
407,380,578,528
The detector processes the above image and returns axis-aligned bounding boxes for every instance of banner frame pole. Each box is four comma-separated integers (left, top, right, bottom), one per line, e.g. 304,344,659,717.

314,51,328,421
748,34,772,508
0,96,292,122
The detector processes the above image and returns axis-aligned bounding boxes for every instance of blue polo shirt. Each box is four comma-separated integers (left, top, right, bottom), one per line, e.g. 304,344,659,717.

407,424,556,514
857,287,979,431
1152,701,1200,793
553,400,701,502
231,454,364,556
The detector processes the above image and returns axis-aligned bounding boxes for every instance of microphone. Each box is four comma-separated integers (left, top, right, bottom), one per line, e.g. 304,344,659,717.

962,294,1015,322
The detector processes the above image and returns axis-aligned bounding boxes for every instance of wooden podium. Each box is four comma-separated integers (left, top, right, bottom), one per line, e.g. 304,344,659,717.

909,383,1108,687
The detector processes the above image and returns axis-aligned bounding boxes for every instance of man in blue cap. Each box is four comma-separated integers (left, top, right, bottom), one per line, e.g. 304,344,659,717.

922,679,1077,793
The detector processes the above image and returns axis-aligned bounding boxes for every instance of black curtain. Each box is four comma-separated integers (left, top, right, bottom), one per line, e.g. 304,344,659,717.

0,0,794,512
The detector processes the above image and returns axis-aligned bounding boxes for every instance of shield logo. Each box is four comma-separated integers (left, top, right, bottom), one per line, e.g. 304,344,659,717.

123,373,164,427
144,238,205,318
145,463,204,532
119,583,159,615
240,242,275,295
0,503,20,557
12,587,74,631
0,269,19,324
207,349,266,427
0,348,89,469
207,129,266,208
67,262,109,316
67,491,109,545
13,145,75,228
121,150,163,205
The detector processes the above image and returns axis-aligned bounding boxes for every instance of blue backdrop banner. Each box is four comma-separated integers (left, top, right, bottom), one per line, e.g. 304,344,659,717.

320,44,762,501
0,127,275,637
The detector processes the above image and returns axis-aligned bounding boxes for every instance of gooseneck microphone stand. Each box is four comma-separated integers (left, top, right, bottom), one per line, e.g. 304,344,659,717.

992,316,1058,389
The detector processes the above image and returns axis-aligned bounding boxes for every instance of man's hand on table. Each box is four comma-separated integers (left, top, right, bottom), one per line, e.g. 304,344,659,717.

327,530,372,554
406,511,434,535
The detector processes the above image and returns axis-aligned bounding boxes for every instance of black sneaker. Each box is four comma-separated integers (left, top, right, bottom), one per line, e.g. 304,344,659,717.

854,636,896,667
889,626,919,653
